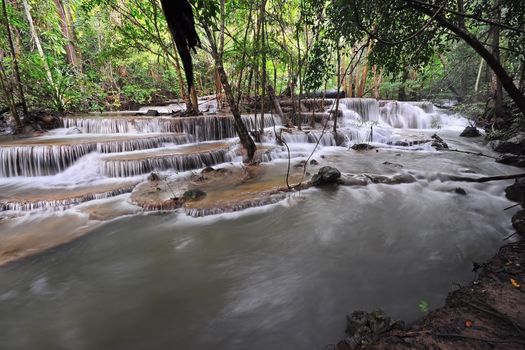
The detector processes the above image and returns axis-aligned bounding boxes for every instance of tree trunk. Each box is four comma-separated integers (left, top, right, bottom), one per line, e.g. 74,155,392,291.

22,0,63,110
204,28,256,161
489,1,504,119
408,0,525,119
1,0,27,119
53,0,79,70
333,47,341,133
0,57,21,128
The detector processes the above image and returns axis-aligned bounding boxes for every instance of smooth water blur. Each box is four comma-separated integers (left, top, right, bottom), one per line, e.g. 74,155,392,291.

0,168,515,350
0,102,518,349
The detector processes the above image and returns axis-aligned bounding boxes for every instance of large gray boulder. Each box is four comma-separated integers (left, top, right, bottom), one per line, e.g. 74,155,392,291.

492,132,525,155
459,126,481,137
311,166,341,186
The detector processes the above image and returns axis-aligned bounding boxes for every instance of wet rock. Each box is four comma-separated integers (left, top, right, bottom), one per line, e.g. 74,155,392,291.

182,189,206,201
431,141,449,150
431,133,444,142
351,143,375,151
311,166,341,186
459,126,481,137
392,141,409,147
334,131,346,146
512,210,525,236
294,160,307,168
310,159,319,165
496,154,525,168
144,109,159,116
491,132,525,155
382,161,403,168
201,166,216,174
147,172,160,182
505,179,525,203
343,310,405,349
455,187,467,195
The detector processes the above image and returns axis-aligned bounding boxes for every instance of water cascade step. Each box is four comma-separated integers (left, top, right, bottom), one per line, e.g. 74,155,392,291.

63,114,282,141
101,142,236,177
0,134,191,177
0,181,138,212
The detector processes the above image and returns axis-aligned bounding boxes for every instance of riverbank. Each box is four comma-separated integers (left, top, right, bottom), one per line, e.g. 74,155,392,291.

334,238,525,350
332,171,525,350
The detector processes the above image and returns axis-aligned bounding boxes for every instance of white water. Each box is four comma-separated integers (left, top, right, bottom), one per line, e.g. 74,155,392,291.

1,98,518,350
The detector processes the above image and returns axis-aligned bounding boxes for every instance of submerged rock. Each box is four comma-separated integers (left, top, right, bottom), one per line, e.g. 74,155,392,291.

459,126,481,137
310,159,319,165
455,187,467,195
351,143,375,151
311,166,341,186
183,189,206,201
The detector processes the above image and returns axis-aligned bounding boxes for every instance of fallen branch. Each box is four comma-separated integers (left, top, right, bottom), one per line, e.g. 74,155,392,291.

445,148,497,159
449,173,525,183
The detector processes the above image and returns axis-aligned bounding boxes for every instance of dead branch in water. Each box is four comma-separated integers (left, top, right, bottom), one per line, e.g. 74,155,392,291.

445,148,497,159
450,173,525,182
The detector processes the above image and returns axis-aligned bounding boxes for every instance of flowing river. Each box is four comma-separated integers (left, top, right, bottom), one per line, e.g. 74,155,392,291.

0,99,518,349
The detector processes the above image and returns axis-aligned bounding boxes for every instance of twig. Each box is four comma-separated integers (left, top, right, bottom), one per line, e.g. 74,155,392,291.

445,148,496,159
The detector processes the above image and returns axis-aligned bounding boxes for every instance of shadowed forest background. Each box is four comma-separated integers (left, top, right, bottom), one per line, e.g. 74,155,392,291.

1,0,524,135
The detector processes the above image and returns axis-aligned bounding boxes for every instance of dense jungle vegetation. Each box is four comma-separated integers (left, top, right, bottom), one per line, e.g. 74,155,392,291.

0,0,524,133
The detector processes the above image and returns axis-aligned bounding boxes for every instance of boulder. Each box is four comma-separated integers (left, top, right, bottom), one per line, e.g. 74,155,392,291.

351,143,376,151
496,154,525,168
311,166,341,186
492,132,525,155
460,126,481,137
144,109,159,116
147,172,160,182
344,310,405,349
512,210,525,236
505,179,525,203
310,159,319,165
183,189,206,201
201,166,216,174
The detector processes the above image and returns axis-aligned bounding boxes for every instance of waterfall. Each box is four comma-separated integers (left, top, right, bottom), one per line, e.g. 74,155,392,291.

64,115,282,140
0,185,136,212
0,134,191,177
102,148,236,177
379,101,440,129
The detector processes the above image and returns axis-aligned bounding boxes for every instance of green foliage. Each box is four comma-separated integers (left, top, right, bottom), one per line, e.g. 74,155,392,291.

418,300,429,313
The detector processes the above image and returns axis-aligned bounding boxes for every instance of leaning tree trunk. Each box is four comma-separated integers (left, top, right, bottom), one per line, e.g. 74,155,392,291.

204,27,256,161
408,0,525,119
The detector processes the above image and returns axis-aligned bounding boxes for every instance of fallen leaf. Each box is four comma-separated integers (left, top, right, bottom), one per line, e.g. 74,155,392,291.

510,278,521,289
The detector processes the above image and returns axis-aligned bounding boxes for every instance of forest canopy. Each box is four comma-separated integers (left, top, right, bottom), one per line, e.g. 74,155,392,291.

1,0,524,126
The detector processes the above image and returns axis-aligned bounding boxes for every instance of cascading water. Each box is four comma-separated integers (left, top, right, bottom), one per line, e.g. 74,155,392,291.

1,98,515,350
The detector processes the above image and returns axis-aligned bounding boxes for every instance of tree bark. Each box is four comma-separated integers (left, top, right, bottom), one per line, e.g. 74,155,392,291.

53,0,79,70
407,0,525,118
1,0,27,119
0,56,21,128
204,27,256,161
22,0,63,110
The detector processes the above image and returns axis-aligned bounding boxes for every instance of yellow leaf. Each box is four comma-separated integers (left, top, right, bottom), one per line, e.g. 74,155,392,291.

510,278,521,288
